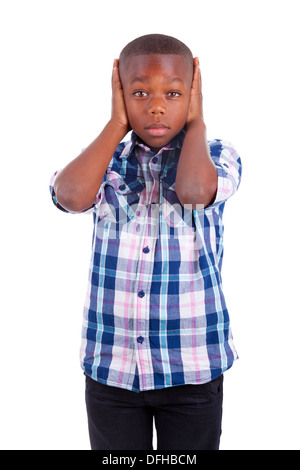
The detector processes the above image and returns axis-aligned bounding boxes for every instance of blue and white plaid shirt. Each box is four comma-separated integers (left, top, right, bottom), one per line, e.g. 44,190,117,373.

50,130,242,392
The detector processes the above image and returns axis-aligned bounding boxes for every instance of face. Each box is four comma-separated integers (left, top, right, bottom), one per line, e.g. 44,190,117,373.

120,54,193,152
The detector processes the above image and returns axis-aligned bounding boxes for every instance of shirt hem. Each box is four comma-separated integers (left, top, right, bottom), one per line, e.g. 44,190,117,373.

81,357,238,394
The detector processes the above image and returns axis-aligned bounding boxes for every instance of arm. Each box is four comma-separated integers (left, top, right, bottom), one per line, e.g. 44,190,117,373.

175,58,218,209
53,60,130,213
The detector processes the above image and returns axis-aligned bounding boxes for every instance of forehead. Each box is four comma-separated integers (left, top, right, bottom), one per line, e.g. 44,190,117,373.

120,54,193,86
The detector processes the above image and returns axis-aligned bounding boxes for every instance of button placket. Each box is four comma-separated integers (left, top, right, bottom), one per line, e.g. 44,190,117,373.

134,149,161,370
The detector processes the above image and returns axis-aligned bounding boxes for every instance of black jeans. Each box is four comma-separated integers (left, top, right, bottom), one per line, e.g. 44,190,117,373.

85,374,223,451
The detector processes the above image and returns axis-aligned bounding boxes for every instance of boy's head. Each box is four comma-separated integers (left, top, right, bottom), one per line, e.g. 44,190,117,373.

119,34,194,152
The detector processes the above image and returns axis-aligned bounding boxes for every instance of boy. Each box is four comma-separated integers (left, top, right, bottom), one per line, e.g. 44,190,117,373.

50,34,242,451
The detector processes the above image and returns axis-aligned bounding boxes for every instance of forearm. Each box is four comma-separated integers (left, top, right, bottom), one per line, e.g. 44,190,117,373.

175,120,218,208
54,120,127,212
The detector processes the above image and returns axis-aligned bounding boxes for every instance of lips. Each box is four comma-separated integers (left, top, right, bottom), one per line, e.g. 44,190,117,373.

144,123,170,137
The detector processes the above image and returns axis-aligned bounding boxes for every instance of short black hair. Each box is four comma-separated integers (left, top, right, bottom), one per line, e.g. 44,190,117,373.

119,34,193,69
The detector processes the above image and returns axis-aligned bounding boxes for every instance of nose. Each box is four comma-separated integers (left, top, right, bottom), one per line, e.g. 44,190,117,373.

147,96,167,115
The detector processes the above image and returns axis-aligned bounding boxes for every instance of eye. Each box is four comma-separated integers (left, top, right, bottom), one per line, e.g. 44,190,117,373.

133,91,148,97
167,92,181,98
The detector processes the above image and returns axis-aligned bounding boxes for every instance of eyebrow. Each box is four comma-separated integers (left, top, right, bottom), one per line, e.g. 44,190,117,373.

130,76,185,85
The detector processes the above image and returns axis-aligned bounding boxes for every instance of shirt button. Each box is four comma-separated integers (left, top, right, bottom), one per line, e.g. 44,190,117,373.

143,246,150,254
138,290,145,298
137,336,144,344
119,184,126,191
152,157,158,164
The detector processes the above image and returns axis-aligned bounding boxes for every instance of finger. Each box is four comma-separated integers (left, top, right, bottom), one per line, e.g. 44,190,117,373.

112,59,117,87
192,58,199,84
112,59,123,90
192,57,202,92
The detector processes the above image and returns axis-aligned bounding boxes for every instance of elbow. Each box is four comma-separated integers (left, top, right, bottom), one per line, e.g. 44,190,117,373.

54,181,85,213
176,184,217,209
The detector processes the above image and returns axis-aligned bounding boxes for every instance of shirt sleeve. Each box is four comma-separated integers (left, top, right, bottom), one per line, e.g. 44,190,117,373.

207,139,242,208
49,141,130,215
49,169,107,215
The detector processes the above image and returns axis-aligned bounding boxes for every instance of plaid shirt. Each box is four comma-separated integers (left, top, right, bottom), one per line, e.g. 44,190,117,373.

50,130,242,392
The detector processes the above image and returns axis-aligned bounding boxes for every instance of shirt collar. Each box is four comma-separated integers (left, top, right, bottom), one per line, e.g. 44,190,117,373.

120,129,186,191
126,129,186,157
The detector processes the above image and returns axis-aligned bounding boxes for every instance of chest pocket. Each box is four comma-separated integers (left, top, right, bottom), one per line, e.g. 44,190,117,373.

98,170,145,224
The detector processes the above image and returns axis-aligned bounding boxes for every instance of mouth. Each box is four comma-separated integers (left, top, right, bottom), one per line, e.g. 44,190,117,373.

144,123,170,137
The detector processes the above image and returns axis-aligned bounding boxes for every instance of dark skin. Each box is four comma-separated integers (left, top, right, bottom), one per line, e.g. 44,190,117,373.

119,54,192,153
54,54,217,212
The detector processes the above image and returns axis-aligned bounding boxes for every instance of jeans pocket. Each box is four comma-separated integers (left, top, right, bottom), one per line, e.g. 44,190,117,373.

85,374,108,396
203,375,224,402
85,373,95,394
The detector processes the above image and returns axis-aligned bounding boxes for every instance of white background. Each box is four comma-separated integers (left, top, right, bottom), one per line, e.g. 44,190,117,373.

1,0,299,450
